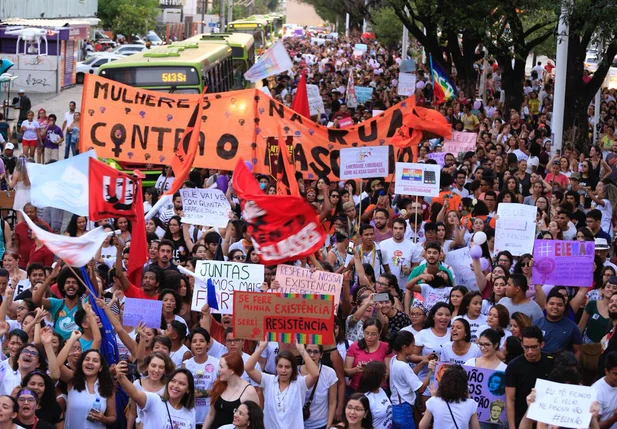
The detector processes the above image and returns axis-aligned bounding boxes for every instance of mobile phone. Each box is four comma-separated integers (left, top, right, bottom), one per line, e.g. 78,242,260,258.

347,241,355,255
374,293,389,302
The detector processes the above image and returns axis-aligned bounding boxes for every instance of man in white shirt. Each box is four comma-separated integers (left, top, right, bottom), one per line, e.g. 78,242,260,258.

159,192,183,225
452,170,470,198
591,351,617,429
532,61,545,80
380,218,422,289
61,101,77,134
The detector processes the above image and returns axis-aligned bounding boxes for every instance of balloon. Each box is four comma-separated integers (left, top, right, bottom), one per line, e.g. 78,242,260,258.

216,175,229,194
469,245,483,260
416,81,425,89
244,160,254,172
473,100,482,110
473,231,487,245
480,258,490,271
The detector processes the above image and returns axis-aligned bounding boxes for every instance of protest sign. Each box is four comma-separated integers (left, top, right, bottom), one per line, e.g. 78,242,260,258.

275,265,343,309
494,203,537,256
354,43,368,53
340,146,389,180
192,260,265,313
244,41,293,82
355,87,374,104
532,240,594,286
81,74,451,180
338,117,354,128
398,72,416,96
426,152,446,166
394,162,441,197
435,363,507,425
179,188,231,228
527,379,596,429
443,131,477,154
444,247,477,290
306,84,325,116
233,292,335,344
372,110,384,117
123,298,163,328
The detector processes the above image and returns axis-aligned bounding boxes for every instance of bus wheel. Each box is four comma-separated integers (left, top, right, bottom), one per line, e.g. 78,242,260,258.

76,73,84,84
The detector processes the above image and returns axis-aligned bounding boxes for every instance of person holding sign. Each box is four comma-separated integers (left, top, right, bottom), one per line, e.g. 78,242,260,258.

591,352,617,429
245,341,319,429
520,387,601,429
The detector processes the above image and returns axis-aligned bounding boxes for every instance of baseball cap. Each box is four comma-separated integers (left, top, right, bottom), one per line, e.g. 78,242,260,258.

17,89,24,94
4,143,14,150
595,238,610,250
569,173,581,181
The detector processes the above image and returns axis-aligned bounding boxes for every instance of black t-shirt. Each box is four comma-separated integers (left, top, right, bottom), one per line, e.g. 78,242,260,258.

36,401,63,425
15,417,56,429
504,353,554,427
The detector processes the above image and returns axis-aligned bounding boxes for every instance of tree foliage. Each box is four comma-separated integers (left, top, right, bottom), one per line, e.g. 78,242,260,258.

112,3,159,37
98,0,159,31
371,7,403,49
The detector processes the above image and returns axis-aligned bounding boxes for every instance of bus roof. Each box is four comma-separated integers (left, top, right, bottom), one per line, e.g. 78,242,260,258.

227,16,271,28
99,43,231,68
183,32,254,50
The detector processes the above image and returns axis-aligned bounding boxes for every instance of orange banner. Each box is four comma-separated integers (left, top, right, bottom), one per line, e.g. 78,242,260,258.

80,74,451,179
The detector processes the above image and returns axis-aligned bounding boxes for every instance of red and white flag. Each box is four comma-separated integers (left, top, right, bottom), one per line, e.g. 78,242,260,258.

22,212,109,267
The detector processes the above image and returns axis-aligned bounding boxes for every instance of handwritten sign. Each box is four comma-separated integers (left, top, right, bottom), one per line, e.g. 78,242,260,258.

435,364,507,425
427,152,446,166
355,86,374,104
494,203,537,256
394,162,441,197
444,247,477,290
275,265,343,309
306,84,325,116
398,72,416,96
233,292,335,344
123,298,163,328
532,240,594,286
340,146,389,180
179,188,231,228
527,379,596,429
192,260,265,313
443,131,477,155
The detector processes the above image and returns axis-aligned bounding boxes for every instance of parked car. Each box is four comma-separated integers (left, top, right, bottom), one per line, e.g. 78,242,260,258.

76,54,123,84
92,44,147,57
133,31,163,46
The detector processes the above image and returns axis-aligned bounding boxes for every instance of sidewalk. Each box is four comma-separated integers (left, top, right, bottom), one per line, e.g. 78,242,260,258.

5,85,83,125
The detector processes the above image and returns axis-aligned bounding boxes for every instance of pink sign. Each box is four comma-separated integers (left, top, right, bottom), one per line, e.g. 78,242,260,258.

427,152,446,166
338,117,354,128
442,131,477,155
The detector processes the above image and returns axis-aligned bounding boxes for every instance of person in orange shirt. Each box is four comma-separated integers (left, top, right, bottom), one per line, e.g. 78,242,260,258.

432,172,462,212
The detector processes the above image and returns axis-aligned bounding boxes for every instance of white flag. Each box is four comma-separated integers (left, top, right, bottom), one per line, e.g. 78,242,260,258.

27,150,96,216
346,69,358,108
23,211,109,267
244,41,293,82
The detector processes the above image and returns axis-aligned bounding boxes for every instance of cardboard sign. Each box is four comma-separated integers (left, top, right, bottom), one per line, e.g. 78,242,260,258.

444,247,477,290
123,298,162,328
435,364,507,425
274,265,343,308
338,117,354,128
443,131,477,154
355,86,374,104
532,240,594,287
80,75,451,180
398,72,417,96
192,260,265,313
426,152,446,166
233,292,335,344
394,162,441,197
179,188,231,228
494,203,537,256
527,379,596,429
339,146,389,180
306,84,325,116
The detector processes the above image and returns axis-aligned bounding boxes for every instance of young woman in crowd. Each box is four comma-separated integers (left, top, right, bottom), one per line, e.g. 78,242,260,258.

344,318,390,393
357,361,391,429
439,318,481,365
217,400,264,429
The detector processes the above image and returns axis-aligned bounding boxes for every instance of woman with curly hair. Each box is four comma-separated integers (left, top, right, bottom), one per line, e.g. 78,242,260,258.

63,349,117,428
419,365,481,429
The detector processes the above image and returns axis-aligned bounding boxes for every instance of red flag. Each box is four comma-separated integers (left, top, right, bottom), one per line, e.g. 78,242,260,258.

233,159,325,264
127,184,147,285
276,127,300,196
291,70,310,118
164,92,205,196
89,158,139,221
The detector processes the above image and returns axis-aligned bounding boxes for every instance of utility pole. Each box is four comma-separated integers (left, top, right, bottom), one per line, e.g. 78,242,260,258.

345,13,349,38
592,40,602,144
227,0,233,29
201,0,206,33
551,1,570,153
219,0,226,31
401,7,409,60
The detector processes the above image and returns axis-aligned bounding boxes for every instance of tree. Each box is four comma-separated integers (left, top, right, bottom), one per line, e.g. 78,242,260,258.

99,0,159,31
113,3,159,38
300,0,366,31
371,7,403,49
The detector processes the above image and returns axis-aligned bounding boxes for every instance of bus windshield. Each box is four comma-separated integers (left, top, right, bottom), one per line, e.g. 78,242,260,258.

100,66,200,87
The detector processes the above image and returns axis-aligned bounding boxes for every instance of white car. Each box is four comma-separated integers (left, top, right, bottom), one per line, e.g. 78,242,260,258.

92,44,147,57
133,31,163,46
76,54,123,84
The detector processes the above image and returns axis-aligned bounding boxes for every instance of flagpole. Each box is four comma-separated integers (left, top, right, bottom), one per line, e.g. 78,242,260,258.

66,264,98,298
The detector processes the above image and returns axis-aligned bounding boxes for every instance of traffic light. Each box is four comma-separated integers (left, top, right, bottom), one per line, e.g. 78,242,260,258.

0,59,14,75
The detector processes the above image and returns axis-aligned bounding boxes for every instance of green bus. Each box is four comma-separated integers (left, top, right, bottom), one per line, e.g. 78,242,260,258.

265,13,286,37
182,32,255,88
97,43,234,185
226,17,273,55
98,42,234,94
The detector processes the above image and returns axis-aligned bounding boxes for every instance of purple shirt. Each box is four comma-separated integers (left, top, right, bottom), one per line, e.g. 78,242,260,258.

44,125,63,149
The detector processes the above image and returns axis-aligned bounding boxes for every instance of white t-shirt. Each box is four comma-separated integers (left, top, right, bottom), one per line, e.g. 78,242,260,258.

260,342,280,374
390,356,423,405
65,382,108,429
304,365,338,429
364,388,392,429
140,392,195,429
182,355,219,423
260,373,308,429
592,377,617,429
464,357,507,372
419,284,453,308
596,199,614,238
526,156,540,174
379,237,422,288
133,378,165,424
21,120,40,141
455,314,488,341
169,344,191,367
426,396,478,429
0,359,21,396
414,328,451,382
439,342,482,365
63,111,76,129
